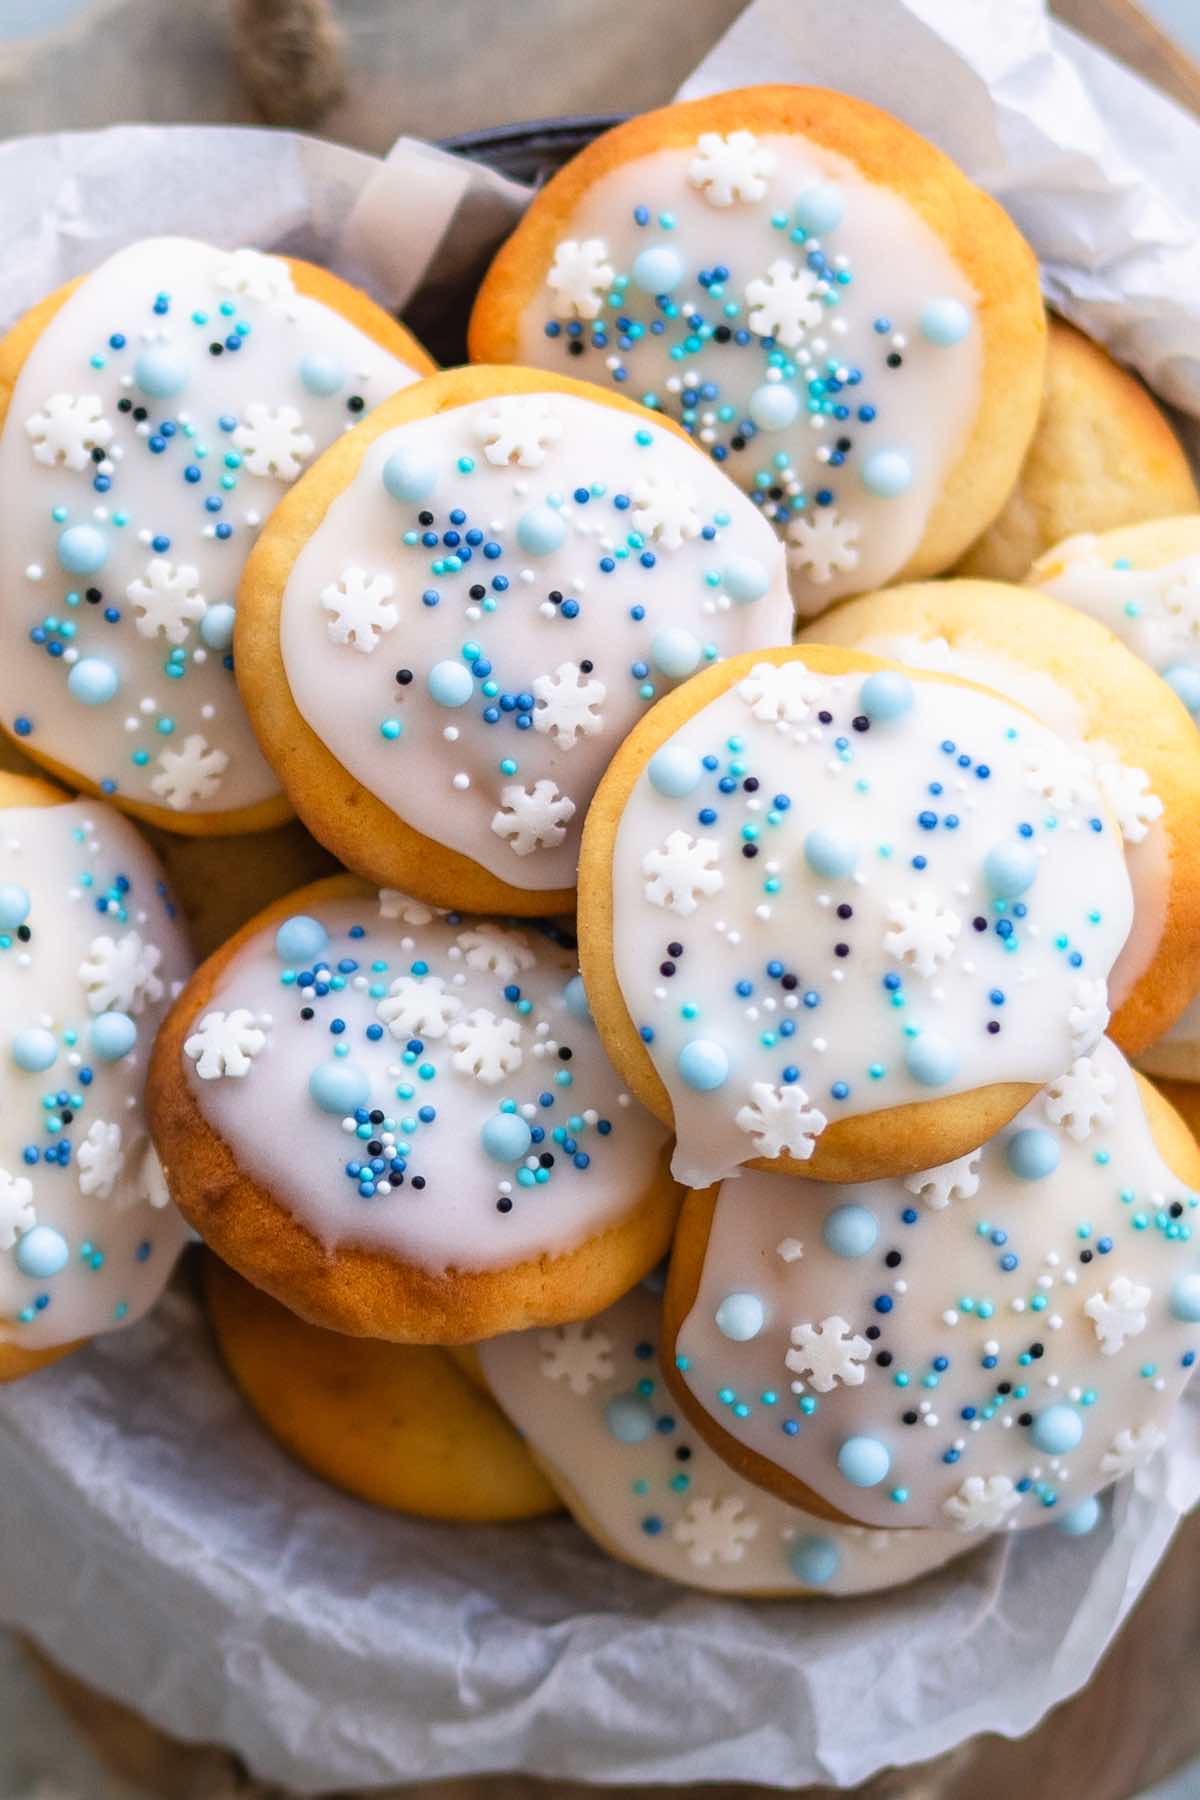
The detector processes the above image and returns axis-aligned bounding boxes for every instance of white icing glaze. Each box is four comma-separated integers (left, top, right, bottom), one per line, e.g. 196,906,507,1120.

278,391,792,890
480,1282,976,1593
853,632,1169,1010
0,800,192,1350
674,1039,1196,1531
0,238,422,816
184,893,669,1268
509,133,983,613
608,656,1134,1187
1033,540,1200,689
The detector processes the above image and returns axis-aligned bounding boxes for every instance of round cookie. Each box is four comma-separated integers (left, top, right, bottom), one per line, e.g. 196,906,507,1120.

203,1252,560,1520
802,579,1200,1055
956,320,1198,583
0,236,435,834
469,85,1046,616
148,876,681,1343
1027,515,1200,715
1139,995,1200,1084
578,644,1135,1188
664,1039,1200,1531
0,771,193,1380
234,364,793,914
477,1281,982,1594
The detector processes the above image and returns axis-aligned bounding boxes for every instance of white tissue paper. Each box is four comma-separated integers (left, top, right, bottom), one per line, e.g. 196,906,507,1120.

2,0,1200,1788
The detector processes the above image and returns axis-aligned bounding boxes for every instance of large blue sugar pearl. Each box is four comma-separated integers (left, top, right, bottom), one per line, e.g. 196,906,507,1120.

1006,1127,1060,1181
858,670,913,723
651,628,702,679
803,829,858,880
67,657,120,706
199,603,236,652
14,1225,69,1280
788,1533,842,1586
308,1059,370,1115
481,1111,533,1163
793,182,845,236
57,524,108,576
721,555,770,604
382,448,437,504
1030,1403,1084,1456
631,245,685,294
823,1202,879,1259
299,353,346,396
0,884,31,930
1170,1271,1200,1322
983,841,1038,899
861,448,913,499
919,298,972,347
714,1291,765,1341
90,1011,137,1062
275,914,330,964
837,1434,891,1487
1163,664,1200,714
677,1038,729,1091
427,659,475,707
648,745,702,798
564,974,592,1024
747,382,800,432
605,1392,655,1443
516,504,566,557
12,1027,57,1073
1056,1494,1101,1537
134,346,190,398
904,1031,959,1088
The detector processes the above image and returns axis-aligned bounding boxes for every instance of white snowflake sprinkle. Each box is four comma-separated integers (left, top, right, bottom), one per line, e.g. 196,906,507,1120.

884,891,962,978
127,559,207,644
1024,741,1097,813
184,1008,267,1079
213,248,295,303
786,508,860,583
25,393,113,471
376,974,462,1039
1090,755,1163,846
737,661,819,724
476,396,564,468
150,733,228,810
672,1494,760,1566
745,259,824,345
785,1315,870,1393
530,661,606,749
687,130,775,206
0,1170,36,1252
1101,1423,1167,1476
232,402,314,481
546,239,614,321
446,1008,523,1083
1069,978,1110,1056
942,1473,1022,1532
1084,1276,1152,1355
455,924,536,979
642,830,723,915
320,566,398,653
903,1149,982,1211
77,1119,123,1199
79,930,163,1014
735,1081,827,1161
629,472,702,551
491,780,576,856
378,891,438,924
538,1320,614,1393
1044,1056,1116,1142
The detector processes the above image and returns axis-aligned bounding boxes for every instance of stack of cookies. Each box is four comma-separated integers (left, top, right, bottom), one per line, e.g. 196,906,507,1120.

4,86,1200,1602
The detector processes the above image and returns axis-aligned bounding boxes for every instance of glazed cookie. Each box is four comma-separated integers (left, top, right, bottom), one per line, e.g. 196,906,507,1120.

0,236,435,834
803,579,1200,1055
148,876,681,1342
0,771,192,1380
235,365,793,914
578,645,1134,1188
477,1281,980,1594
203,1253,559,1520
956,321,1198,583
1027,515,1200,720
469,86,1046,615
664,1039,1200,1531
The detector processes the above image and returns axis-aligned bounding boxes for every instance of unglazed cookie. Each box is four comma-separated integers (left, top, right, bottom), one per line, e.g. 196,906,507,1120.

0,236,435,834
148,876,681,1342
1028,515,1200,719
956,321,1198,583
0,771,192,1380
664,1040,1200,1531
469,86,1046,616
578,645,1134,1188
235,365,792,914
1139,995,1200,1084
203,1252,559,1520
802,579,1200,1055
478,1282,978,1593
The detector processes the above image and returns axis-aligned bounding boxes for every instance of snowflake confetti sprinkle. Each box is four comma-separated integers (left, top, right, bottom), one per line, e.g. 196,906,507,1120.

77,1119,124,1199
672,1494,760,1566
883,890,962,978
150,734,228,810
455,924,536,979
184,1008,268,1079
903,1149,982,1211
0,1171,36,1252
476,396,564,468
531,661,606,749
785,1315,871,1393
1044,1056,1116,1142
25,393,113,471
127,559,207,644
1101,1423,1167,1476
232,403,314,481
687,130,775,206
642,830,723,915
491,780,576,856
546,239,614,321
786,508,860,583
377,973,462,1039
737,661,818,724
942,1473,1021,1532
629,472,702,550
79,930,163,1014
745,259,825,346
538,1320,614,1393
735,1081,827,1161
214,247,295,303
446,1008,523,1083
320,566,398,653
1084,1276,1152,1355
